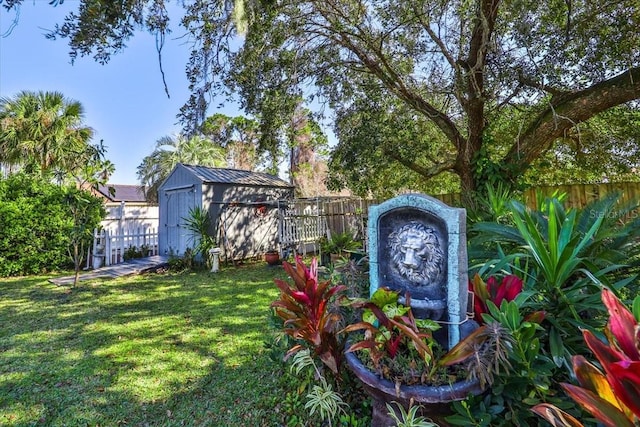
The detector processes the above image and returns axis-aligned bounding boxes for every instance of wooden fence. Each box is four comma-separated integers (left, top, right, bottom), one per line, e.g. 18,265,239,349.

92,226,159,267
429,181,640,210
522,182,640,210
277,182,640,256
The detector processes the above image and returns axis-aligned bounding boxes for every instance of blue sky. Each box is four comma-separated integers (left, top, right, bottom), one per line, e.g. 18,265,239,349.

0,1,240,184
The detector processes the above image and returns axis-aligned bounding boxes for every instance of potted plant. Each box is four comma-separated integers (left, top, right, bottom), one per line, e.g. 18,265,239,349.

264,249,281,266
342,287,513,425
271,257,514,426
320,232,362,264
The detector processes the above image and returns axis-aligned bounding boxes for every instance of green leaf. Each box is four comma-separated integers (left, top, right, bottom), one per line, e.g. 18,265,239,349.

415,318,440,331
633,296,640,322
370,288,399,308
445,414,477,426
549,327,565,368
383,303,409,318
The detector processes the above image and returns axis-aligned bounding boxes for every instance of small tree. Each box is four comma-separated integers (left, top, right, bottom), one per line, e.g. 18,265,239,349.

64,188,105,286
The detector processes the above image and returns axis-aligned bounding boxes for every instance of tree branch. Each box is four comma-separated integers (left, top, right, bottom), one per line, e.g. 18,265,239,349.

517,71,570,98
504,66,640,172
383,147,455,178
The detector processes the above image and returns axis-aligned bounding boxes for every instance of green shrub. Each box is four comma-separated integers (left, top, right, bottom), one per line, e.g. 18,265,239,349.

0,174,104,277
464,193,640,425
183,206,218,267
122,244,150,261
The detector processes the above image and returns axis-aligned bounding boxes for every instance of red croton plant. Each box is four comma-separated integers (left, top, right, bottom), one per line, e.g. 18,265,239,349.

271,256,346,375
532,288,640,427
469,273,523,324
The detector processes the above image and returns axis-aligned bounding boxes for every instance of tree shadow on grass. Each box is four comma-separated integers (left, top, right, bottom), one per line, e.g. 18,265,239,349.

0,265,295,426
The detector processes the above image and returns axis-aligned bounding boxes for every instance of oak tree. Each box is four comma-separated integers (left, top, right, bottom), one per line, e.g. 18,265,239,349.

6,0,640,202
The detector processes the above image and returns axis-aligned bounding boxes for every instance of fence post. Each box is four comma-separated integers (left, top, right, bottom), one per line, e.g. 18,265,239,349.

105,229,112,266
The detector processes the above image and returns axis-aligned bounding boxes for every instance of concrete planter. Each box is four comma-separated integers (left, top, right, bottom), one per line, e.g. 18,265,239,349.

345,350,483,427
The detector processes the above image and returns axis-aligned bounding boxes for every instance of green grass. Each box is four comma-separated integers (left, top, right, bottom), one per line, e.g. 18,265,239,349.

0,264,298,426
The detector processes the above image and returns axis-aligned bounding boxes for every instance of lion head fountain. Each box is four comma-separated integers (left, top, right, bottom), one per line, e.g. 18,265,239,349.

388,222,445,287
368,193,471,349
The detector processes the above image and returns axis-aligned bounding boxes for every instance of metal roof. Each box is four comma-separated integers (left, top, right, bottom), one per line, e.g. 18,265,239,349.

180,164,293,188
97,184,147,202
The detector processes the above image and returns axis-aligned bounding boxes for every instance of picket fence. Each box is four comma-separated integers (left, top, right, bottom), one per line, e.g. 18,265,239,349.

92,226,159,267
278,200,328,255
277,198,375,255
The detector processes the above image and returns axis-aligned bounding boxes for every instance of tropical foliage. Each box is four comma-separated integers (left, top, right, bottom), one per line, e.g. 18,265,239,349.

271,256,347,375
0,90,113,185
471,194,640,360
65,188,107,286
273,258,516,426
446,297,558,426
343,288,442,380
136,134,226,202
182,206,218,268
456,192,640,425
0,173,104,277
468,273,523,324
532,289,640,427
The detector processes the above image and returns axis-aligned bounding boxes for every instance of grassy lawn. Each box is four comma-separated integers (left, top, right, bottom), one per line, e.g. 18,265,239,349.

0,264,299,426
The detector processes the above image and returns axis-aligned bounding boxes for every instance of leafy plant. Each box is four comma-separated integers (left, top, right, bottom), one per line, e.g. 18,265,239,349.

167,247,194,271
343,287,513,388
0,174,104,277
290,349,348,427
467,181,519,224
470,194,640,364
64,188,106,286
469,273,523,324
183,206,218,267
532,288,640,427
321,232,362,255
386,400,438,427
333,257,370,300
446,297,555,427
123,245,149,261
343,288,439,376
271,256,347,374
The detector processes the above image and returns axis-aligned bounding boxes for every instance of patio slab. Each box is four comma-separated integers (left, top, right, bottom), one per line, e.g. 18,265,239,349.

49,255,170,285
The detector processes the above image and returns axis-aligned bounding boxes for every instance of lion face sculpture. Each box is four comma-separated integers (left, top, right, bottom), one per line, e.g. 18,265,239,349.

388,222,445,286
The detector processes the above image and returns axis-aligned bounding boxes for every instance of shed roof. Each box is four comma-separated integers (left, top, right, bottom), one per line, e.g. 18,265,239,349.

180,164,293,188
96,184,147,202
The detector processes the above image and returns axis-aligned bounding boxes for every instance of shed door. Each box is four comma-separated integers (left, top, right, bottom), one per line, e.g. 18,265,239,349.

164,188,196,256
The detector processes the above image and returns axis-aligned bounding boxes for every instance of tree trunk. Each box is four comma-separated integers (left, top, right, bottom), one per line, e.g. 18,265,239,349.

457,162,478,209
73,244,80,287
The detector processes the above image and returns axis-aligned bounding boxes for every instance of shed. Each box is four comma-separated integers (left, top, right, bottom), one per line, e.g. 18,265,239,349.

158,163,294,260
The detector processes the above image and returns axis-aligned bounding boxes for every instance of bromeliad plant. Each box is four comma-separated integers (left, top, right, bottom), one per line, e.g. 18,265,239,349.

271,256,347,375
532,288,640,427
470,194,640,365
469,273,523,324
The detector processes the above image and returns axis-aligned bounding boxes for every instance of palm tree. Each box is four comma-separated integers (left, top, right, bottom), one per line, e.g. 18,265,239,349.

0,90,93,176
137,134,227,202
